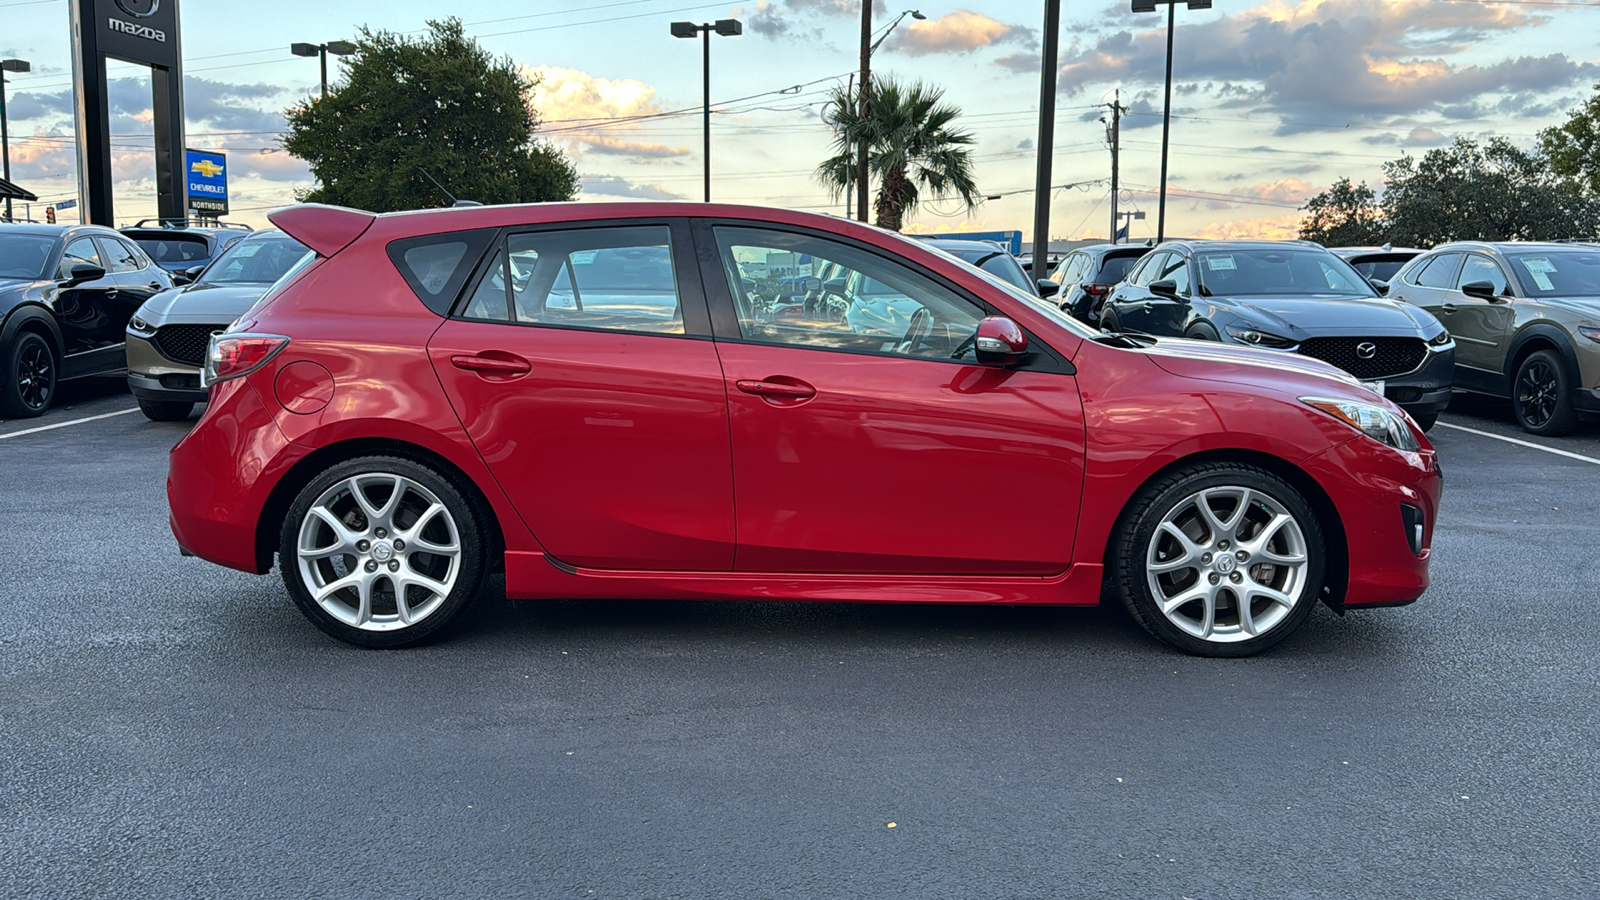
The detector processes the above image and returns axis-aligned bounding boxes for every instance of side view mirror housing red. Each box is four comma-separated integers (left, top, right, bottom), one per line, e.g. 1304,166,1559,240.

974,316,1028,367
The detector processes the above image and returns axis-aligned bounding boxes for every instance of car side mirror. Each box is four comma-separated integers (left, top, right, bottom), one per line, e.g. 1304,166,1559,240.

801,276,821,293
1461,280,1505,302
1369,278,1390,296
1149,279,1181,299
181,264,207,283
65,263,106,285
974,316,1028,367
1035,279,1061,298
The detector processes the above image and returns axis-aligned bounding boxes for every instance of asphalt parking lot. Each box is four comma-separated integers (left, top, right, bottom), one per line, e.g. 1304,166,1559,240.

3,381,1598,899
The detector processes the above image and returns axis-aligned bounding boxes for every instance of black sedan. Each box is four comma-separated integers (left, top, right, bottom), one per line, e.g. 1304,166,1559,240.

1100,240,1454,429
1050,242,1153,322
0,223,174,417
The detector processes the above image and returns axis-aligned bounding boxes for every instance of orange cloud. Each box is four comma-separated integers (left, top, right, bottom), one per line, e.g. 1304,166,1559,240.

1194,213,1304,241
892,11,1031,56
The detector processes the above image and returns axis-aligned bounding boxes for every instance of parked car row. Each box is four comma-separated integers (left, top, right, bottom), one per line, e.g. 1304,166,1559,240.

0,221,307,418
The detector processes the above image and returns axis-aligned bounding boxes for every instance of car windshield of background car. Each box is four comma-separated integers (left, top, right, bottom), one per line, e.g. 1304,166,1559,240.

1195,249,1375,297
199,237,313,286
133,234,210,265
1506,251,1600,297
0,234,57,280
917,240,1099,338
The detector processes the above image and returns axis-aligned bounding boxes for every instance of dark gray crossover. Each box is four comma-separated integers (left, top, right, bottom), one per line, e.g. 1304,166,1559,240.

1100,239,1454,429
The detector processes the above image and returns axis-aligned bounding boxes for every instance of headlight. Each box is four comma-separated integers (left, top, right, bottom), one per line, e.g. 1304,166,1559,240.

1301,397,1420,452
1224,325,1297,349
128,316,155,335
1428,330,1453,347
1579,326,1600,343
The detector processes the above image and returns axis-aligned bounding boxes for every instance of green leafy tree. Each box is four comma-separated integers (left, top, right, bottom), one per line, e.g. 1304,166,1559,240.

1380,137,1595,245
1540,83,1600,197
1298,177,1385,245
283,18,577,211
817,77,981,232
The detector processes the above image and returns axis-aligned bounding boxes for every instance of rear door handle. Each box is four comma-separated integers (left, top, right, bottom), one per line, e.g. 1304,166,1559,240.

451,353,532,376
736,378,816,399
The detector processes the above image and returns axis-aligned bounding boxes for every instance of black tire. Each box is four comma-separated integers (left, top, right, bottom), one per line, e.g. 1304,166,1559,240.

1100,309,1121,332
278,455,489,648
1408,409,1438,432
1185,322,1221,341
0,331,57,419
1512,349,1578,436
138,399,195,422
1110,462,1326,657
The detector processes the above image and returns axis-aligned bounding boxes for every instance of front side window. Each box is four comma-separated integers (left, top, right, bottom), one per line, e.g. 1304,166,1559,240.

1127,251,1167,287
1158,253,1191,295
57,238,103,280
714,226,985,361
96,237,143,274
1413,253,1463,289
1457,255,1510,296
463,226,682,335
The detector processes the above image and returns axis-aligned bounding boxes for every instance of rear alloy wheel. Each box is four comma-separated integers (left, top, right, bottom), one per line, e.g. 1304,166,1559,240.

1,332,57,419
1512,349,1578,436
1113,463,1325,657
280,456,487,647
138,399,195,422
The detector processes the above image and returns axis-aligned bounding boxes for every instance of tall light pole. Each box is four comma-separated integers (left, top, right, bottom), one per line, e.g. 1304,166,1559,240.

1031,0,1061,281
672,19,742,203
1,58,30,223
1131,0,1209,244
290,41,357,98
856,8,926,223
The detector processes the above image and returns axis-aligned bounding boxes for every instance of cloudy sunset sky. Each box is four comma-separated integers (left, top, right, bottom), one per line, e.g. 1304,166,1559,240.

2,0,1596,243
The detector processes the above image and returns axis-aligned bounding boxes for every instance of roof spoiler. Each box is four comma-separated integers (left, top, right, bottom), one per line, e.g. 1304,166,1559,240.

268,204,376,257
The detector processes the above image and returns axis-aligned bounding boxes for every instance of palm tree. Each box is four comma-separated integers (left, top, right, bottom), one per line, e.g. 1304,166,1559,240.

817,77,982,232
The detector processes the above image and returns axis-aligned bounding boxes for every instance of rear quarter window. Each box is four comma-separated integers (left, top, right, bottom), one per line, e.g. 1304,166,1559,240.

386,229,499,315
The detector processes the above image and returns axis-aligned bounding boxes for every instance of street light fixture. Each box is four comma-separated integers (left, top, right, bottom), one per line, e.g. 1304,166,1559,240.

853,9,925,222
671,18,742,203
291,40,357,99
1131,0,1210,243
1,58,30,223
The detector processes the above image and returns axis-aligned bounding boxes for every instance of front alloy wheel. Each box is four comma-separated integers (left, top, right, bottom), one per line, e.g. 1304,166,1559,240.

1,332,57,418
280,456,487,647
1114,463,1325,656
1513,349,1578,436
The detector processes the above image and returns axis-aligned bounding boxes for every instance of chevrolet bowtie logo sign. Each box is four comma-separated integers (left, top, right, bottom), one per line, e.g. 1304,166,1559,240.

191,159,224,178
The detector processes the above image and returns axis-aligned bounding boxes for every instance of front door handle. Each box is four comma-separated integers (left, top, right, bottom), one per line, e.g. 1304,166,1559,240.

736,378,816,400
451,353,532,377
1440,303,1458,314
148,281,162,289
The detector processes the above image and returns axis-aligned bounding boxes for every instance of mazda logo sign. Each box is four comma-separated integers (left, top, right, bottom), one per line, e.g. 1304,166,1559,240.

1356,342,1378,359
114,0,160,18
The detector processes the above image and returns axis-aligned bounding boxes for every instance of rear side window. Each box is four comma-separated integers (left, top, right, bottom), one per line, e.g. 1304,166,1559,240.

460,226,683,335
386,229,498,316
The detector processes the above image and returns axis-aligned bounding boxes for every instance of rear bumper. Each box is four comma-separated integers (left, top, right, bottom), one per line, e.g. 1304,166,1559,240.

1303,435,1443,609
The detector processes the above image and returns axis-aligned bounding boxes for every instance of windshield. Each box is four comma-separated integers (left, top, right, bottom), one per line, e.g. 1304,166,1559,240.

1195,248,1375,297
1506,250,1600,297
916,240,1099,339
0,234,56,280
132,233,211,266
197,235,312,285
944,246,1034,291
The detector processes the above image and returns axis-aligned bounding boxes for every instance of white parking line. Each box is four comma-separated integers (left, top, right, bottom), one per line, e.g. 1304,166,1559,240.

1435,421,1600,467
0,407,140,441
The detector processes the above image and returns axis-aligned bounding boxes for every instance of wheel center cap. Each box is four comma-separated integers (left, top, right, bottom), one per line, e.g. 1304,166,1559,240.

371,541,394,562
1214,554,1237,574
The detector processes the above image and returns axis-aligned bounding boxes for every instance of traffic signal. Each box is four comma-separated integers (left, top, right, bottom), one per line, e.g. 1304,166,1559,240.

45,207,56,224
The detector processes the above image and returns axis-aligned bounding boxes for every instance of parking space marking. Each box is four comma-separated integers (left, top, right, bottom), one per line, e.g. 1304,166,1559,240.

0,407,139,441
1436,421,1600,467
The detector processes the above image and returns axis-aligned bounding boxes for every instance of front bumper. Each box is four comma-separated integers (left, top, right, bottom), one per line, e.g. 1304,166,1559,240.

126,332,209,404
1379,344,1455,418
1303,434,1443,609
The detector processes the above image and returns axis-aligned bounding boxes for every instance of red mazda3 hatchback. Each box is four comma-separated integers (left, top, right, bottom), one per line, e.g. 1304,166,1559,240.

168,202,1441,656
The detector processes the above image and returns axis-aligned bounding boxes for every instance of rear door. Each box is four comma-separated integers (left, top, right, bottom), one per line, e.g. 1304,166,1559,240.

427,220,737,572
700,221,1085,576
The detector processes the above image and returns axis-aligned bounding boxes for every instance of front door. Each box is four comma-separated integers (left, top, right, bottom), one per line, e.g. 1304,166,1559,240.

701,223,1086,576
1449,253,1516,387
50,236,127,377
428,221,736,572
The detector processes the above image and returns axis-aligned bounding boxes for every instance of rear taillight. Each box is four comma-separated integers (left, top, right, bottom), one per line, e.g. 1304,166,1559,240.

203,333,290,387
1083,283,1110,295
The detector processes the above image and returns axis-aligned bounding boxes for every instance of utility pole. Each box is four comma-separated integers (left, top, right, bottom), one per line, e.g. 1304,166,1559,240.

1031,0,1062,282
1106,90,1124,243
857,1,873,222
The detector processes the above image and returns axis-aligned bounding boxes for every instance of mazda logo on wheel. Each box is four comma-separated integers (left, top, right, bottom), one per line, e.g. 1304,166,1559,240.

1356,342,1378,359
114,0,160,18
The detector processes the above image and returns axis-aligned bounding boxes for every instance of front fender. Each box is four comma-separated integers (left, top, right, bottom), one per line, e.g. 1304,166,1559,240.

0,300,65,360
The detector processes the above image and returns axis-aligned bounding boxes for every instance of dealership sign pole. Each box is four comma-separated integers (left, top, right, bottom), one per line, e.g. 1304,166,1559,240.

69,0,186,225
